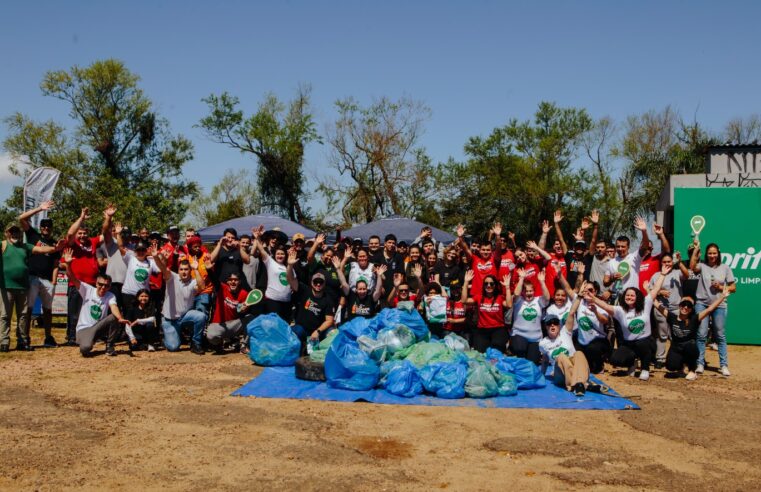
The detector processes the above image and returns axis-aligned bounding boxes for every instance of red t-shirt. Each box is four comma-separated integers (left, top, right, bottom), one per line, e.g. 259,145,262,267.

510,259,544,294
161,242,181,272
445,300,466,332
390,293,418,307
497,250,515,280
471,254,498,296
472,293,505,329
638,254,662,295
68,237,100,285
212,283,248,323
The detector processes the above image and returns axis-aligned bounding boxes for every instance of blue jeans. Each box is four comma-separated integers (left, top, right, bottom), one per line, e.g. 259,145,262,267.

193,293,212,318
696,302,728,368
162,310,206,351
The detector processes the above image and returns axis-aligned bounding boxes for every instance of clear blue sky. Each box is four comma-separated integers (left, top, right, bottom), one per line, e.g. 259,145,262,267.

2,1,760,216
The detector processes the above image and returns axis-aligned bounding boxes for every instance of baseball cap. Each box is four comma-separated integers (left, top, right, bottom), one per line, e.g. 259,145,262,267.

40,218,53,227
574,240,586,248
312,271,326,282
167,225,180,233
292,233,305,242
543,314,561,325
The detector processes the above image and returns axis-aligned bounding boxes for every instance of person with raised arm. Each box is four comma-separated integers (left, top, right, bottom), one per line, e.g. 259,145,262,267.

154,247,206,355
285,249,335,348
209,227,251,290
60,247,131,356
647,252,686,369
334,255,385,322
589,263,670,381
508,267,551,364
252,225,292,321
464,268,511,354
689,239,737,376
114,223,160,312
456,224,498,298
18,200,60,347
603,216,650,302
63,205,115,346
205,272,251,354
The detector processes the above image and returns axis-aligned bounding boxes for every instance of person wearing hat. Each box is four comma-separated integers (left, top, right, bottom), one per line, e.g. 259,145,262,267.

18,200,60,347
1,220,65,352
114,224,160,313
291,233,309,284
97,222,132,310
285,250,335,347
539,286,596,397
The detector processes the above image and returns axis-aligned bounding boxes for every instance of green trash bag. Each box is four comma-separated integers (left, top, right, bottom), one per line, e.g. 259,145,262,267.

398,342,453,368
464,361,499,398
490,365,518,396
308,329,339,363
463,350,486,363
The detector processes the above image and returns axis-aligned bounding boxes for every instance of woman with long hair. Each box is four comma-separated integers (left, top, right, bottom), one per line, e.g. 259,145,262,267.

463,269,511,353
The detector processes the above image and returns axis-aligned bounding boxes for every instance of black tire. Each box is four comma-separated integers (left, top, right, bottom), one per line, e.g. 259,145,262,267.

295,356,326,382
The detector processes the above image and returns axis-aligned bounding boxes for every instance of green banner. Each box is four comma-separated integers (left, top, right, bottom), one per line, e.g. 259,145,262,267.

674,188,761,344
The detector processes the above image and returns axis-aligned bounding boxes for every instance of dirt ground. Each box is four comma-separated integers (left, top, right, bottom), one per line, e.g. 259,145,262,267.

1,327,761,492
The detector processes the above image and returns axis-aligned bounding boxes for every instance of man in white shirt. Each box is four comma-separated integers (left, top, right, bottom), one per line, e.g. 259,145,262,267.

603,216,651,301
62,248,131,357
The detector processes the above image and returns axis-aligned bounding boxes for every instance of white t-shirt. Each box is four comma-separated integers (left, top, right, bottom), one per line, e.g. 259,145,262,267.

545,299,572,327
512,296,549,342
162,272,198,320
607,250,643,293
122,251,160,295
264,256,292,302
76,283,117,331
348,262,376,293
613,295,654,341
539,328,576,370
574,301,607,346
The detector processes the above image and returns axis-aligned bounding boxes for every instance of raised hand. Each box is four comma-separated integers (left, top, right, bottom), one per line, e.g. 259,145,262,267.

526,240,538,251
508,231,515,241
573,228,584,241
287,249,298,265
492,222,502,237
39,200,55,211
674,251,682,263
541,220,551,234
653,223,664,236
501,274,511,289
80,207,91,220
456,224,466,238
577,262,586,275
660,263,673,275
590,210,599,224
464,269,474,283
316,233,326,245
148,245,159,258
537,268,546,282
634,216,647,232
580,217,591,230
104,204,117,217
516,268,526,279
375,264,388,277
553,210,563,224
331,256,341,269
114,222,123,235
54,238,67,251
412,264,423,278
62,248,74,263
189,257,199,270
393,273,403,287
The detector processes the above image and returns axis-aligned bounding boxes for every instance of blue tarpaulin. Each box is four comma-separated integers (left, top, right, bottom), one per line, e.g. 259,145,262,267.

232,367,639,410
197,214,316,242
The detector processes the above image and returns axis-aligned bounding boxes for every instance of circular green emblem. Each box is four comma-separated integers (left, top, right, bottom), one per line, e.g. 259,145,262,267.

522,306,538,321
628,318,645,334
279,272,288,286
246,289,263,305
134,268,148,282
577,316,594,332
551,347,569,358
617,261,630,277
90,304,102,319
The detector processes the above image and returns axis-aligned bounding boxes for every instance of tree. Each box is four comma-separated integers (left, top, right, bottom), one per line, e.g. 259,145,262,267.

440,102,594,241
2,59,197,231
186,169,261,228
724,114,761,143
198,86,319,224
319,96,440,225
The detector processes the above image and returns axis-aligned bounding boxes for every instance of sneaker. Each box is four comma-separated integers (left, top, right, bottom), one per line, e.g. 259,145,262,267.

654,361,665,370
43,336,58,348
64,339,78,347
106,345,116,356
572,383,586,396
627,364,637,377
721,366,731,377
147,344,156,352
685,371,697,381
16,343,34,351
639,370,650,381
190,344,205,356
709,342,719,351
586,383,602,393
695,364,704,374
0,344,9,353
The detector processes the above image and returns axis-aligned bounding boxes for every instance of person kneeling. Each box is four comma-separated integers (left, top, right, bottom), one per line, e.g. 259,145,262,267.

539,291,596,396
206,273,252,354
62,248,131,356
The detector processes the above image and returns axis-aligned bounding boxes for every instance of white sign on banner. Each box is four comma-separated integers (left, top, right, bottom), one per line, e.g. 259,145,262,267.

52,272,69,316
23,167,61,230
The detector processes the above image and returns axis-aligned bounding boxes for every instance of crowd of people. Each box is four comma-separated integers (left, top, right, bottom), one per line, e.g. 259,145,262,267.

0,201,737,391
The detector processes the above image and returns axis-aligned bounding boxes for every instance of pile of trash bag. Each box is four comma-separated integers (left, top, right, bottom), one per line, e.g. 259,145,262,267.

247,313,301,366
308,307,546,398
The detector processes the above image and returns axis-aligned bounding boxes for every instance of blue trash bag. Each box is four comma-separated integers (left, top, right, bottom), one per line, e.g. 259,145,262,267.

357,335,387,362
494,356,547,390
373,308,430,342
324,334,380,391
465,361,499,398
484,347,506,362
247,313,301,366
382,360,423,398
490,366,518,396
419,361,468,399
339,316,374,340
379,359,405,379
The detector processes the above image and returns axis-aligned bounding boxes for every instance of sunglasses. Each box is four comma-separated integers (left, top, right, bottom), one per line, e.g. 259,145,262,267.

398,288,409,293
312,279,325,286
96,282,110,288
483,282,496,286
546,320,560,326
679,302,694,309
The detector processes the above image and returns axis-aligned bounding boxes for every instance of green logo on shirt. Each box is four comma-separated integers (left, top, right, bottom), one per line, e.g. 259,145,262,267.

279,272,288,286
522,306,538,321
578,316,594,332
134,268,148,282
90,304,102,319
561,312,568,325
618,261,630,277
551,347,569,359
628,318,645,334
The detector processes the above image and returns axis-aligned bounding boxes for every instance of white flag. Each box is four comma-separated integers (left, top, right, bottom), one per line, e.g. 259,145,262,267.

23,167,61,230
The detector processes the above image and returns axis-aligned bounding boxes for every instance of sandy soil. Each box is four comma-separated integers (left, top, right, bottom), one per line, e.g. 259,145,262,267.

1,327,761,491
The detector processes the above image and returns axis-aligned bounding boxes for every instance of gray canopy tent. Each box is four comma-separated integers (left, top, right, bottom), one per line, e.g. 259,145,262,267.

341,216,455,245
197,214,316,242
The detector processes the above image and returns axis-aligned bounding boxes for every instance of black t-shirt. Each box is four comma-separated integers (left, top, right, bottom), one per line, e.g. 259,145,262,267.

293,250,309,284
379,251,405,292
345,291,377,320
564,251,588,289
666,311,699,344
216,247,246,287
293,282,336,332
25,228,59,280
681,260,699,299
310,262,342,304
435,262,462,290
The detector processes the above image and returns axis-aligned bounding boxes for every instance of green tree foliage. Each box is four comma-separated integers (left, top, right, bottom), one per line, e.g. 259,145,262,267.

186,169,261,228
2,59,197,232
320,97,441,226
198,86,319,224
440,102,594,241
